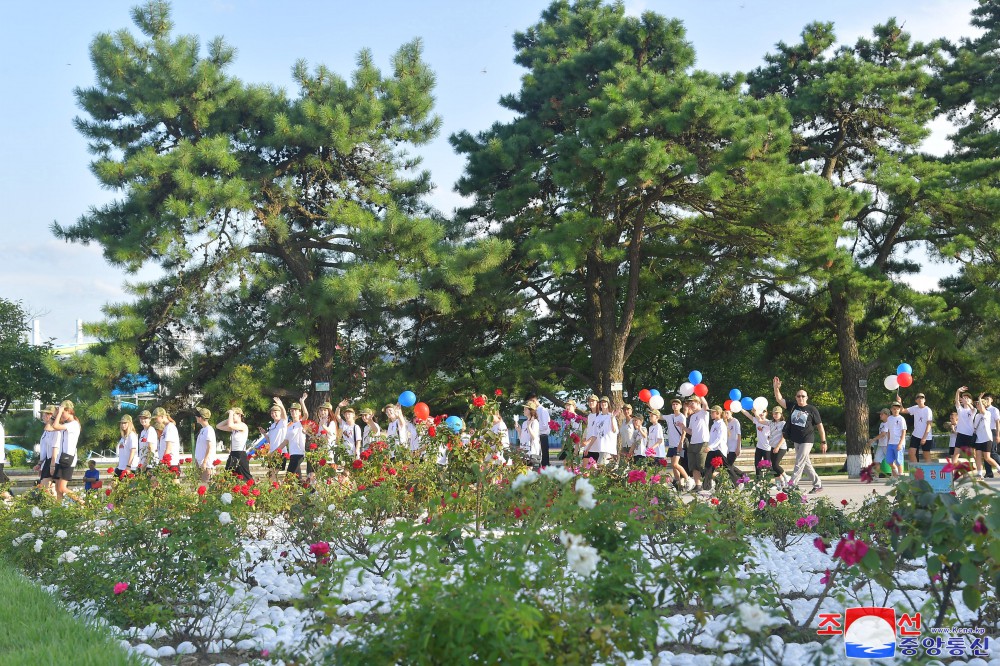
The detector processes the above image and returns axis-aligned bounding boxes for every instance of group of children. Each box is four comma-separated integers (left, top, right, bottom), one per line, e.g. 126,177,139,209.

869,388,1000,480
532,394,792,494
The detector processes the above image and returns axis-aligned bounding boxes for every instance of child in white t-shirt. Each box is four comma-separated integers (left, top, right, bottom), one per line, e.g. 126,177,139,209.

869,408,890,477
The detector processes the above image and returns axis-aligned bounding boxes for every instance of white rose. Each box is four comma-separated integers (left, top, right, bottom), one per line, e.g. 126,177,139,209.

56,530,68,540
575,478,596,510
541,466,575,484
218,512,232,525
566,543,600,577
31,506,43,519
34,539,43,553
738,603,778,633
511,470,539,492
57,551,78,564
220,493,233,505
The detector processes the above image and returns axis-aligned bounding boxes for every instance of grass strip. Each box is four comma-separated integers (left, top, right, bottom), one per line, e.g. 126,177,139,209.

0,560,144,666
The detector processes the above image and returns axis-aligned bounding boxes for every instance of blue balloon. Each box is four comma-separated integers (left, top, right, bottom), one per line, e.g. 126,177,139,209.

445,415,463,433
398,390,417,407
740,397,754,411
896,363,912,375
729,388,742,401
649,389,661,397
688,370,703,385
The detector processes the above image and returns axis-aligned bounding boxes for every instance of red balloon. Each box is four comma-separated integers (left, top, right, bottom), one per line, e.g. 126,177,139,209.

638,389,652,403
413,402,430,421
897,372,913,388
694,383,709,397
724,399,733,411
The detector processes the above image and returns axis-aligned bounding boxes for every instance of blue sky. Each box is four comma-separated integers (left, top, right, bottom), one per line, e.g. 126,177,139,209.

0,0,979,344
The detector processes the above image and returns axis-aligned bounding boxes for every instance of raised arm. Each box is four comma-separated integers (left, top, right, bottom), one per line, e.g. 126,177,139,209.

773,377,787,410
956,386,967,411
299,392,309,420
273,397,287,422
216,412,235,432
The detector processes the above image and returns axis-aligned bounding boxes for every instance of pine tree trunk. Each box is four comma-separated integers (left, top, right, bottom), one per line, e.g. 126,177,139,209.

307,316,340,415
832,290,872,478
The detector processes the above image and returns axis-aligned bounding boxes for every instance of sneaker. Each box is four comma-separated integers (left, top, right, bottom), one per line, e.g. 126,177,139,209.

693,482,702,492
808,486,823,495
686,478,696,491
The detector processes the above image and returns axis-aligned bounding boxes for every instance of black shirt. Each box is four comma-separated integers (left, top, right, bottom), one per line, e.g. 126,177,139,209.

785,404,822,444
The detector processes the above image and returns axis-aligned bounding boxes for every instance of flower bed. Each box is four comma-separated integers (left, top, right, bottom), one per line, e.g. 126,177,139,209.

1,428,998,665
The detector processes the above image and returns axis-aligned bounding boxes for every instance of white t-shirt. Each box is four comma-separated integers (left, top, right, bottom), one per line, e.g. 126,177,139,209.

750,415,770,451
387,421,419,452
40,429,56,462
907,405,933,440
647,422,665,458
957,405,976,436
875,421,888,447
158,422,180,462
595,413,618,454
266,419,288,451
230,428,248,453
887,415,907,447
195,426,216,464
974,410,993,444
708,419,727,453
727,419,742,456
689,410,710,444
989,406,1000,441
666,413,686,449
491,420,510,449
286,421,306,455
61,419,82,465
769,420,786,450
340,420,363,455
363,422,381,447
118,432,138,470
138,427,157,467
536,405,551,435
520,418,540,456
585,413,597,443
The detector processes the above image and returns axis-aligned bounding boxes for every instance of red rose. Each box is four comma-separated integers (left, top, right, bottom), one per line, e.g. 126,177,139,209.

776,492,788,503
247,479,255,486
309,541,331,557
271,481,280,489
710,456,724,469
352,459,363,470
658,458,669,466
428,426,437,437
185,457,192,464
495,389,503,396
473,396,486,408
361,449,372,460
388,468,397,476
357,484,367,491
161,527,171,535
92,480,103,489
318,458,326,467
213,459,222,466
161,454,171,464
252,488,260,496
841,499,848,506
710,498,720,505
283,453,291,459
309,443,318,450
105,488,112,496
451,491,459,499
197,486,207,496
107,467,114,474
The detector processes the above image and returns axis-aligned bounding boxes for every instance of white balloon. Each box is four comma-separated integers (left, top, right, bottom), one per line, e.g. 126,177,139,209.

729,401,743,413
884,375,899,391
679,382,694,397
753,396,768,412
648,395,665,410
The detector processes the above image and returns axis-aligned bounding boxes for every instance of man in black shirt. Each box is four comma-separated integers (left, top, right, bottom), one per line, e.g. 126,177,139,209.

773,377,827,494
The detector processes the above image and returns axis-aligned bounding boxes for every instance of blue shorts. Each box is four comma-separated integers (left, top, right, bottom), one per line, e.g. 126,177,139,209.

886,446,902,465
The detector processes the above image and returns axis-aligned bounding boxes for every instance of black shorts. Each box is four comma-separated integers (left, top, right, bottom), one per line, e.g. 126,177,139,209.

956,432,976,448
667,447,678,458
287,454,304,476
52,464,74,482
39,459,52,480
974,440,992,452
585,451,600,461
908,435,933,452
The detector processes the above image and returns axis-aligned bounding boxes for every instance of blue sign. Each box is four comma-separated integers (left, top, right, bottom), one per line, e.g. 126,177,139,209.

911,463,951,493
